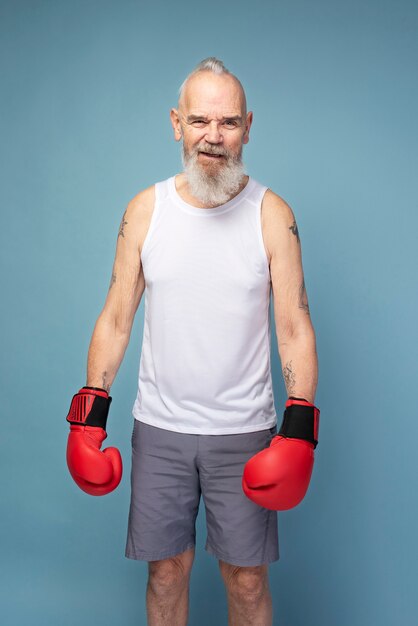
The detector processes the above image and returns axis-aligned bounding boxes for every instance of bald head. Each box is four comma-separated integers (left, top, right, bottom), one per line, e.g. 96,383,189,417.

178,57,247,117
178,71,247,122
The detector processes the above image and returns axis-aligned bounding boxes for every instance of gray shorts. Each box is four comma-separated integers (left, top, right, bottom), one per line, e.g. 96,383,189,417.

125,419,279,567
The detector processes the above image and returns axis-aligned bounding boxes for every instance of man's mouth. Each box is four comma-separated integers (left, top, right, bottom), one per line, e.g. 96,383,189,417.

199,151,224,159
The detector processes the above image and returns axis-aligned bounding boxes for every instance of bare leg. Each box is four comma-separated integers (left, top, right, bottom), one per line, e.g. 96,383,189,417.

146,547,195,626
219,561,273,626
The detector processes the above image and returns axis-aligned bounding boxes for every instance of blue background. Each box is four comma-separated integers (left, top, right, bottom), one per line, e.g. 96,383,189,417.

1,0,417,624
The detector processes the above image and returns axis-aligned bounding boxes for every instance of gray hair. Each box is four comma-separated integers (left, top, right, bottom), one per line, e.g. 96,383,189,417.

178,57,246,111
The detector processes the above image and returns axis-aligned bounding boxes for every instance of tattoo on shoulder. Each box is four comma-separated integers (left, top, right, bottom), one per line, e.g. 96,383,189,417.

283,360,296,395
289,219,300,243
109,272,116,290
101,371,110,393
299,278,310,314
118,210,128,238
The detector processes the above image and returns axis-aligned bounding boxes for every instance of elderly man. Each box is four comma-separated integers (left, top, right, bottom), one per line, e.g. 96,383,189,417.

66,57,319,626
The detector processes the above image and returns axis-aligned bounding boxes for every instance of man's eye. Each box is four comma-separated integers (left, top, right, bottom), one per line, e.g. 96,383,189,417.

224,120,237,127
192,120,206,126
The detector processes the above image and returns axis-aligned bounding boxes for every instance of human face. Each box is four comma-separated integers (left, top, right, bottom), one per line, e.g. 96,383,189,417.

171,71,253,174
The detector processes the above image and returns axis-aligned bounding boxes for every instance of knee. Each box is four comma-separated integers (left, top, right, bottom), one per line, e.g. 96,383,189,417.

220,563,268,602
148,549,194,596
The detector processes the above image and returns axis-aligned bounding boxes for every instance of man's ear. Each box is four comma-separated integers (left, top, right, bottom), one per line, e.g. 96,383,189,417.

170,108,182,141
242,111,253,145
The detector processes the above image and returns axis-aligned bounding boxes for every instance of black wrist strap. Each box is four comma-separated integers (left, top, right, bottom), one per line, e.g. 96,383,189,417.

278,402,319,448
83,394,112,429
66,388,112,430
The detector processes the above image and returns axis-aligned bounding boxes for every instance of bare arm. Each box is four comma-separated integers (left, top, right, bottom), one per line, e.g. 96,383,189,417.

263,190,318,404
86,188,153,392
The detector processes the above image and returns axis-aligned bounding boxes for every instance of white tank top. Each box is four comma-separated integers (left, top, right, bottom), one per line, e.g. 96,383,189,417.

132,174,277,434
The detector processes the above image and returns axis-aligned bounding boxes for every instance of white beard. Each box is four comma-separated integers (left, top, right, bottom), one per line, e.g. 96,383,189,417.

181,142,246,207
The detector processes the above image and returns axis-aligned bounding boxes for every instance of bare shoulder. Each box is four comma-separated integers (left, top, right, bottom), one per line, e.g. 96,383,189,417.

126,184,155,218
262,188,296,224
122,184,156,251
261,188,298,262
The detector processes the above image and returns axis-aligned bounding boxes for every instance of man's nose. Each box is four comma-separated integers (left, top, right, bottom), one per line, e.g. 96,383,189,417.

205,120,222,143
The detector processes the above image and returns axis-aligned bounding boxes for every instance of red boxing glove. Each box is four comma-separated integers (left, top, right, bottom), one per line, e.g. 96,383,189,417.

242,397,320,510
66,387,123,496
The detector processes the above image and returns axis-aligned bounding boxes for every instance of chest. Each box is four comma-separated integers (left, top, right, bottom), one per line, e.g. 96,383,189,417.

138,198,272,266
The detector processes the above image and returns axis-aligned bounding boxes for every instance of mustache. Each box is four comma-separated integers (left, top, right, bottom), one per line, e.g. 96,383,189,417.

193,144,228,157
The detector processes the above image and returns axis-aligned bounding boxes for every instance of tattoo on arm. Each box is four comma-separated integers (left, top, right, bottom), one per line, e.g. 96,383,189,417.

101,371,110,393
118,210,128,238
298,278,310,314
109,272,116,291
289,219,300,243
283,360,296,395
